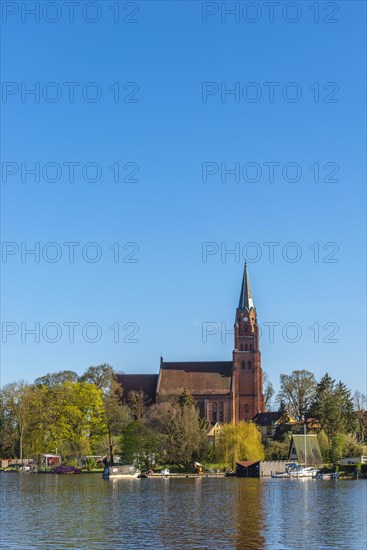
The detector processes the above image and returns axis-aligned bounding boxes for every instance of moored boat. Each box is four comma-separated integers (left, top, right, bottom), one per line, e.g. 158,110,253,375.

53,465,81,474
102,465,140,479
288,465,318,478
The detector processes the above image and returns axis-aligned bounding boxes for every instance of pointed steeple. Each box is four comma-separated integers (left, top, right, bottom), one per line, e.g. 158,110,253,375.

238,262,254,312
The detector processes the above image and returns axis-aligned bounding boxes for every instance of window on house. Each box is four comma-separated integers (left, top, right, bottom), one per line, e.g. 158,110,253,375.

219,402,224,422
248,360,252,369
250,343,253,350
245,343,248,351
241,361,245,370
244,404,249,414
213,402,217,422
240,344,243,351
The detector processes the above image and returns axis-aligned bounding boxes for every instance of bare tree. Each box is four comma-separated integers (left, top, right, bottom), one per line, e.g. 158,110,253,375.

277,370,316,420
263,372,274,411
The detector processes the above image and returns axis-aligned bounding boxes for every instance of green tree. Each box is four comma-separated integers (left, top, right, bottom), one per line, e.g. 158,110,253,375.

34,370,78,387
354,391,367,443
340,433,366,459
278,370,316,420
81,364,131,462
102,376,131,464
1,381,32,460
264,440,289,460
309,374,355,439
0,392,19,457
317,430,331,463
216,421,265,469
147,391,208,469
79,363,114,390
120,420,164,470
273,401,294,442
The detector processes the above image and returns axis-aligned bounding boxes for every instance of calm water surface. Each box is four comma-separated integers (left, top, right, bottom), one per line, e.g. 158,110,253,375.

1,473,366,549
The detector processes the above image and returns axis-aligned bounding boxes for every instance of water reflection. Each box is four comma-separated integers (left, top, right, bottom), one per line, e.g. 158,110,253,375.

1,474,366,549
233,479,265,549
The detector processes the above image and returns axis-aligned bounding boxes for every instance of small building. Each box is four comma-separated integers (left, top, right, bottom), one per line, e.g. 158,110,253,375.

288,435,322,466
236,460,290,477
340,456,367,465
207,422,223,446
0,458,32,468
253,411,298,440
236,461,260,477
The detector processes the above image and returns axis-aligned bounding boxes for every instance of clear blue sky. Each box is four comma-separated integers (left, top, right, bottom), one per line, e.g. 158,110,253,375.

1,1,366,398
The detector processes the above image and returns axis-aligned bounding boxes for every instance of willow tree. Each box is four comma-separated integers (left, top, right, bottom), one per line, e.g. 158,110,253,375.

216,421,264,469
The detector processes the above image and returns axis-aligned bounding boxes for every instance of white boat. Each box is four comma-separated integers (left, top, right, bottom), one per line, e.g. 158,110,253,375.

271,471,290,478
102,465,140,479
288,465,318,478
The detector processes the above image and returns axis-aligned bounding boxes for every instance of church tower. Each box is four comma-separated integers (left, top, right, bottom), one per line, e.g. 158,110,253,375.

232,263,265,422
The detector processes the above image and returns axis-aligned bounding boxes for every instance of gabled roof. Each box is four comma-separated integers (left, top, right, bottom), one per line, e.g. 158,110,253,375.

117,374,158,403
253,412,281,426
236,461,259,467
207,422,223,437
158,361,233,395
289,435,323,465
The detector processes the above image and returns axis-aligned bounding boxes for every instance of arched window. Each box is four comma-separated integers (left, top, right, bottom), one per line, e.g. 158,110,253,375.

250,343,253,350
248,360,252,369
245,343,248,351
240,344,243,351
213,402,217,422
244,404,249,414
241,361,245,370
219,402,224,422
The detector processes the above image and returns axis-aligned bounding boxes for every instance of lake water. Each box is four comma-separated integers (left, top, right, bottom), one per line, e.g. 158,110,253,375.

1,474,366,549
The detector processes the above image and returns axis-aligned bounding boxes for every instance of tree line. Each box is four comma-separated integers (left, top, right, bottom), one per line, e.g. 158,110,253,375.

0,365,366,468
264,369,367,463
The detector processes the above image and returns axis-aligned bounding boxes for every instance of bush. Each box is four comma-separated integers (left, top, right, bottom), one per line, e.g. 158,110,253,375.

84,457,98,470
264,440,289,460
339,464,357,475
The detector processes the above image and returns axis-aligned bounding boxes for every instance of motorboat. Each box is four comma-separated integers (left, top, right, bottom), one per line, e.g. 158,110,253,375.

288,465,318,478
102,464,140,479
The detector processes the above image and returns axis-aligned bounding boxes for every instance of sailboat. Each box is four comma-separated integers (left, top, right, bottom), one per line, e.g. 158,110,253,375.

288,420,318,477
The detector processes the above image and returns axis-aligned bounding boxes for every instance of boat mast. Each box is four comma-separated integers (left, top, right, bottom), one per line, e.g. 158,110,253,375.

303,416,307,467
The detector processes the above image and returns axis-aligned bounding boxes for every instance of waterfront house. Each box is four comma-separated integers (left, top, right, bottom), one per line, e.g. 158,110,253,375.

207,422,223,446
236,460,289,477
253,411,298,440
340,456,367,465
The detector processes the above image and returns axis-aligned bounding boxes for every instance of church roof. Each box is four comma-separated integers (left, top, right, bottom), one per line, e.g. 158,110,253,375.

116,374,158,403
158,361,233,396
238,262,254,312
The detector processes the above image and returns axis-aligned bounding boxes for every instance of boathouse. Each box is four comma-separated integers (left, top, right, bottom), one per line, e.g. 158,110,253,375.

236,460,289,477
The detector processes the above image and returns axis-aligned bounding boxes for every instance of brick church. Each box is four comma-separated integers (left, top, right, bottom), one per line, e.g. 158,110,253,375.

117,263,265,424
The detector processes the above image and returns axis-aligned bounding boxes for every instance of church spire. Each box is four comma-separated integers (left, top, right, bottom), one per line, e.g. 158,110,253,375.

238,262,254,312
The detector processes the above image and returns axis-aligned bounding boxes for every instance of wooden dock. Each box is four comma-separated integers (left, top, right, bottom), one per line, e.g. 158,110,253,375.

140,472,226,479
